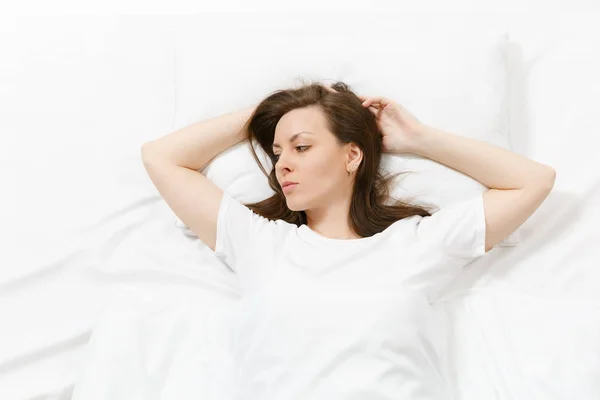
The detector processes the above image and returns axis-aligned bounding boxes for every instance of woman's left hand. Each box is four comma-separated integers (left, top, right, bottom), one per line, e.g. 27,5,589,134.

322,84,425,154
359,95,426,154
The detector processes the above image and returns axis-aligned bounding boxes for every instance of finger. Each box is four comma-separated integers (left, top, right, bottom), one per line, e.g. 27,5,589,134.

323,84,338,93
366,104,383,114
362,97,381,108
368,105,379,117
362,96,390,108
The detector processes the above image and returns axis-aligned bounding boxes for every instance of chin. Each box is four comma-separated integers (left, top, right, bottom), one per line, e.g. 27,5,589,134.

285,201,302,212
285,197,306,212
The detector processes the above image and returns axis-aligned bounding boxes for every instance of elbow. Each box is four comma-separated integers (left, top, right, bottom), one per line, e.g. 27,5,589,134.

543,166,556,190
525,165,555,193
141,142,164,167
141,141,162,161
141,142,152,163
533,165,556,193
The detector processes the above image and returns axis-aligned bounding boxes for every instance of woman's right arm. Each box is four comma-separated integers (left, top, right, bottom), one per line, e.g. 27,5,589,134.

141,105,256,250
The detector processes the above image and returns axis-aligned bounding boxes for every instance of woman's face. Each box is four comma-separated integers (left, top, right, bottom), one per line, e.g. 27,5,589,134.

272,106,359,211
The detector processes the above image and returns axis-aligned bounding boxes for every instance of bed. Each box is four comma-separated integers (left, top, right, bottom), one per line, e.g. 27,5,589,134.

1,11,599,400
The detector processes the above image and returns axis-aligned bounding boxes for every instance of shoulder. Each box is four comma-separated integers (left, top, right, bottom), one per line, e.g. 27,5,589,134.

348,215,426,253
383,214,426,238
224,192,294,227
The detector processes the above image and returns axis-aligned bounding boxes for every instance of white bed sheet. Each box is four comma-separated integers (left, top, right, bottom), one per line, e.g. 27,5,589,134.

3,13,600,400
2,150,598,400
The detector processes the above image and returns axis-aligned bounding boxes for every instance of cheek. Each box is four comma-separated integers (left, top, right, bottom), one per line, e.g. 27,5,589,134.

311,159,332,175
305,157,345,189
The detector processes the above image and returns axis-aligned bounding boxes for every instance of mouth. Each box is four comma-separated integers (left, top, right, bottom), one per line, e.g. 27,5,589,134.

282,183,298,193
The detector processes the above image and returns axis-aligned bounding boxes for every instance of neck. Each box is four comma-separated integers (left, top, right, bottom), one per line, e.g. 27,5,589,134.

304,194,360,240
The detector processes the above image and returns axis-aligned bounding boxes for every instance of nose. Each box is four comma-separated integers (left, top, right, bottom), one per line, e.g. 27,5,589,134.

275,152,292,174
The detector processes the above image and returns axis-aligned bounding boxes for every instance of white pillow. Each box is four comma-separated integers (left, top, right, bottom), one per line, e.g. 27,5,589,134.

171,12,519,246
510,17,600,189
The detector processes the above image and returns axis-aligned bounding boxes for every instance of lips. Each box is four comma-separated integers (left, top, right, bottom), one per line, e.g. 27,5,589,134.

282,183,298,193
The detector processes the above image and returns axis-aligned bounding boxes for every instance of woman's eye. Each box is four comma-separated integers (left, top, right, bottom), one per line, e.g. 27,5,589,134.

274,146,309,162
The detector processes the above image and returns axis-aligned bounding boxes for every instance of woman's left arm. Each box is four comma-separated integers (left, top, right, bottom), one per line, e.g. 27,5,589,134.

408,125,556,252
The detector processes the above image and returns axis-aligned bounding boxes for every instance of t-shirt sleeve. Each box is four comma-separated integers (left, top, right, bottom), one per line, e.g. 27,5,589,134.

214,190,278,274
415,194,487,259
403,194,487,302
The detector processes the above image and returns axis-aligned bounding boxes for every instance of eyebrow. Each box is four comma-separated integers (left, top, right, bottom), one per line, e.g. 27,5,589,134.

272,131,314,149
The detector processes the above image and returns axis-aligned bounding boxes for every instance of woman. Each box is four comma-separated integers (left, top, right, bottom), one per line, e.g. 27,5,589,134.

141,81,555,399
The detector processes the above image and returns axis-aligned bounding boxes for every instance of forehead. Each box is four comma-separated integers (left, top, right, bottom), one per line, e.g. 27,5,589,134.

274,107,327,142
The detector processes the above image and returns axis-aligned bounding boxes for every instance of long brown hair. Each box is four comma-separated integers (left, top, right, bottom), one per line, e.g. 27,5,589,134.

242,79,433,238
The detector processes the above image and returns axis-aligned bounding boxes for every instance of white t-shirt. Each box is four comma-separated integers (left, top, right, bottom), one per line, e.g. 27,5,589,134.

214,190,487,400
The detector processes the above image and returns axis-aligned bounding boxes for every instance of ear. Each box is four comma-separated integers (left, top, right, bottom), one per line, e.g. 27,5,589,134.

345,142,363,172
